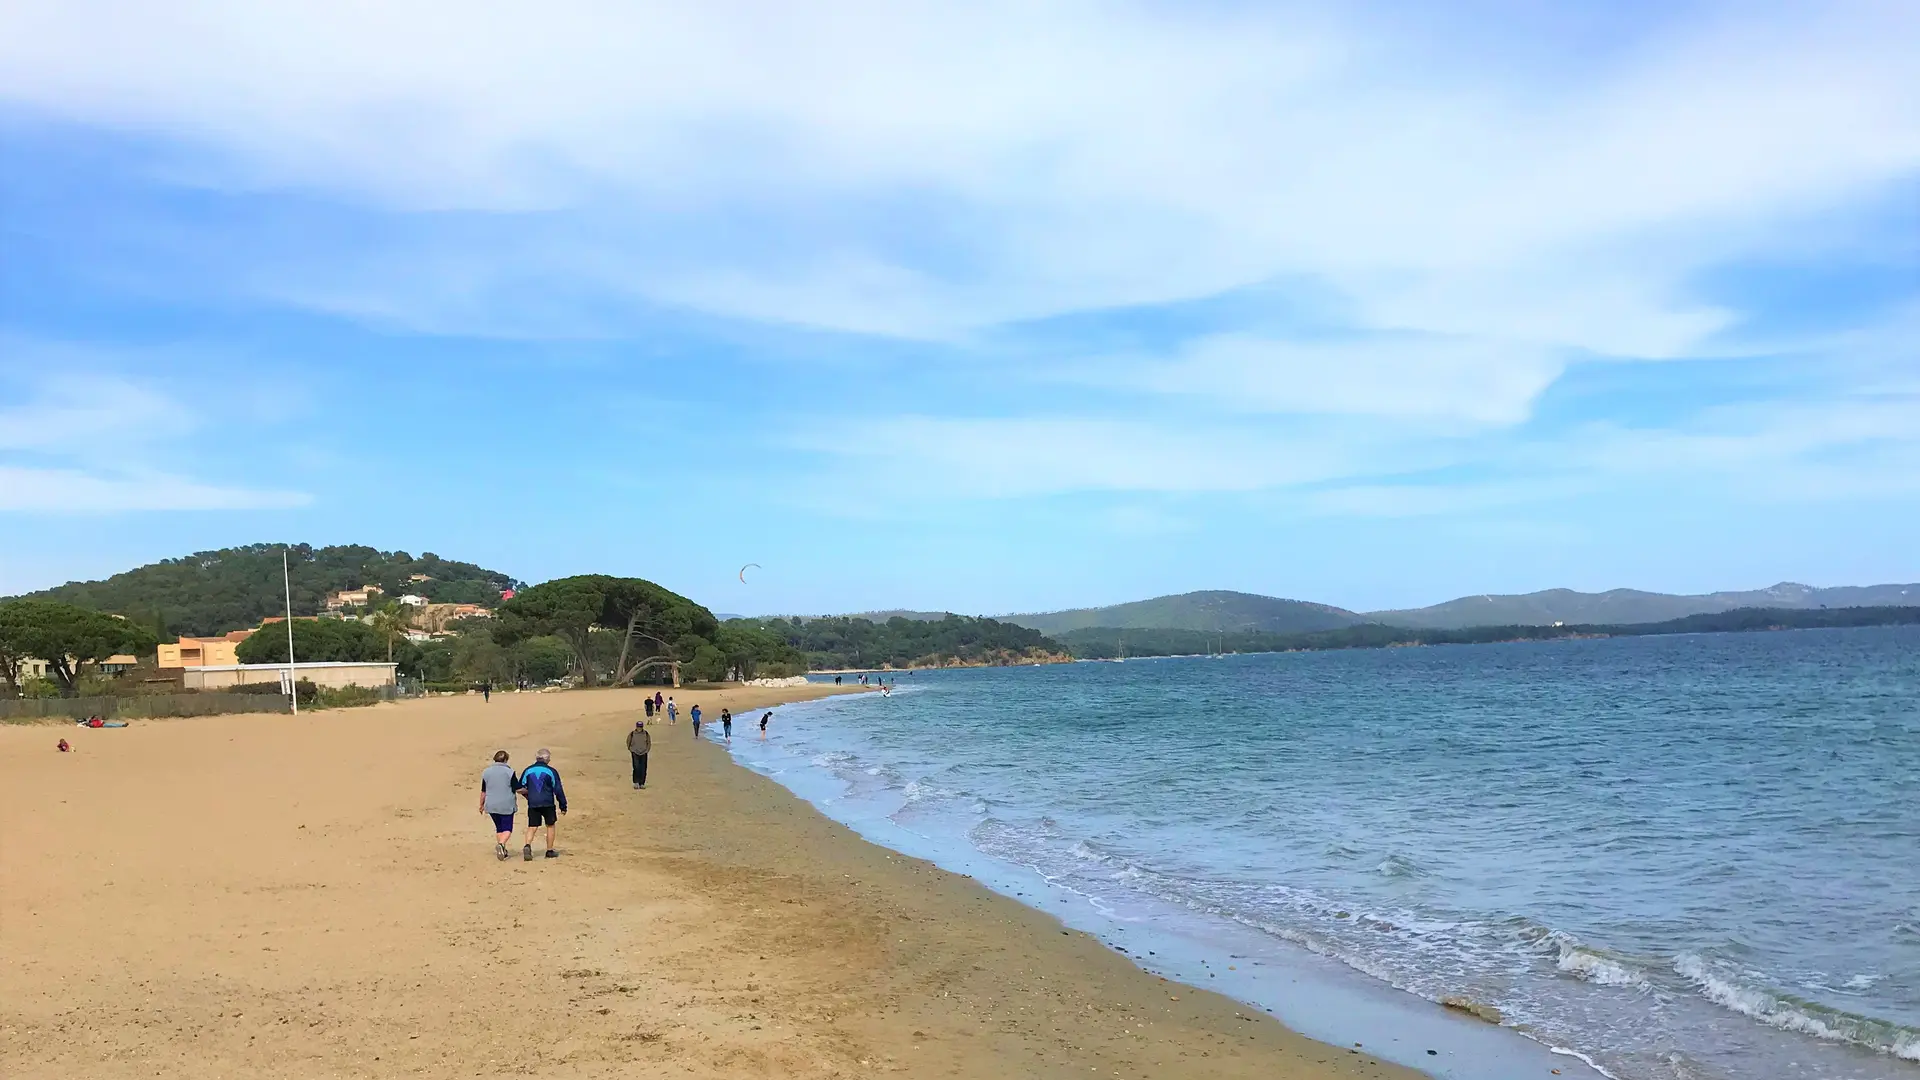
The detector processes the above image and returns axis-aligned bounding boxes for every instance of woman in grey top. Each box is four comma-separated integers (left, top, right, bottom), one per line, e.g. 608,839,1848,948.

479,750,521,860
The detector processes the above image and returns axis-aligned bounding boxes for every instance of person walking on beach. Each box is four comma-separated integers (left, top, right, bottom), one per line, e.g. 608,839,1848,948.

690,703,702,738
654,690,664,712
644,696,654,720
759,711,771,740
627,720,651,789
518,749,568,860
666,697,677,725
479,750,521,861
482,681,491,703
720,708,733,744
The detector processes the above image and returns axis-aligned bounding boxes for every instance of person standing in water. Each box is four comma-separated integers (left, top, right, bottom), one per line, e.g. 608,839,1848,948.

690,703,702,738
478,750,520,861
720,708,733,744
759,711,771,740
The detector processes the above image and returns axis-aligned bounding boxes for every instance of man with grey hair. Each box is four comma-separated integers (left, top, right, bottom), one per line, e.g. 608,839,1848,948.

517,748,568,861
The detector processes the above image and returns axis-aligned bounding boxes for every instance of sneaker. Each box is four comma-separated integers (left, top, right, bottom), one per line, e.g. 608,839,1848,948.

522,844,533,861
632,783,641,789
544,849,559,859
495,843,509,860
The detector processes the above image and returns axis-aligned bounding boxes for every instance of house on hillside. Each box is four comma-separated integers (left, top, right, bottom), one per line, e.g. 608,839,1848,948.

157,636,242,668
417,602,495,633
398,594,429,607
324,586,379,610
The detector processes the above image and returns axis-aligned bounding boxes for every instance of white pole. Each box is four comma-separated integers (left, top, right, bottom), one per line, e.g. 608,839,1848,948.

283,548,298,716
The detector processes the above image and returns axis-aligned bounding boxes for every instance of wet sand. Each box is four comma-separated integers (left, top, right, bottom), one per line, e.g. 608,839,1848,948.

0,685,1420,1079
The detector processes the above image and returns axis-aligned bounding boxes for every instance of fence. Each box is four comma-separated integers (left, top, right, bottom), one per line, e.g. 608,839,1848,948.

0,693,292,721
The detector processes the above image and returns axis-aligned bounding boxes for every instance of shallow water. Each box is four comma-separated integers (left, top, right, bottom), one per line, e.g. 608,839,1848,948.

722,627,1920,1080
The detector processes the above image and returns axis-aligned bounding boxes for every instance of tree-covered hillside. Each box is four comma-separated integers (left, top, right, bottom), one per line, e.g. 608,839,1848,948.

1365,582,1920,629
735,614,1067,669
1059,605,1920,658
1007,590,1360,635
11,544,521,638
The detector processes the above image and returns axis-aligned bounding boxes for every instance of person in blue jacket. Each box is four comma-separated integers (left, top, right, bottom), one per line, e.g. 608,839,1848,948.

518,748,568,861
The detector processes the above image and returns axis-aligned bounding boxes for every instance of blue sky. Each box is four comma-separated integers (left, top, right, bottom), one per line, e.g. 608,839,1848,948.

1,1,1915,616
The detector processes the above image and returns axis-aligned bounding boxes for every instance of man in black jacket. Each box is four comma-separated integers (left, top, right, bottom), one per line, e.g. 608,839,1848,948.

627,719,651,789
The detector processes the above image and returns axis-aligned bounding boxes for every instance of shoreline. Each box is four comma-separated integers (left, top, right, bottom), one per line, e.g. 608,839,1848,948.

720,689,1608,1080
1,684,1422,1079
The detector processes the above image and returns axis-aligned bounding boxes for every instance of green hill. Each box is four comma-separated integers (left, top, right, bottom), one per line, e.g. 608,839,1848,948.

1005,590,1361,635
10,543,521,638
1365,582,1920,629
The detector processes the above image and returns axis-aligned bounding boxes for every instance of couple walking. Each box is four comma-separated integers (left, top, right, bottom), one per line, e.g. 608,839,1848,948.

479,749,568,861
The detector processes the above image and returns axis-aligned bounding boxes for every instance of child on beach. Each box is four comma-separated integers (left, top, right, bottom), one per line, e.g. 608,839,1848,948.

759,711,771,739
720,708,733,744
666,697,677,725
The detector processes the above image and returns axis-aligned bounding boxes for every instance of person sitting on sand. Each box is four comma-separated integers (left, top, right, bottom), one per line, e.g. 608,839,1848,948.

518,749,568,860
479,750,521,861
628,719,651,789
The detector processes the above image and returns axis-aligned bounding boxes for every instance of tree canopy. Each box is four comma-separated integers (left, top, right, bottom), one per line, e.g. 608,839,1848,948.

495,575,719,685
735,614,1063,670
235,619,386,664
9,543,521,638
0,600,158,696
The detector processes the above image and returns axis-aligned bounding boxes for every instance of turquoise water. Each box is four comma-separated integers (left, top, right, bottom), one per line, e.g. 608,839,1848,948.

719,627,1920,1080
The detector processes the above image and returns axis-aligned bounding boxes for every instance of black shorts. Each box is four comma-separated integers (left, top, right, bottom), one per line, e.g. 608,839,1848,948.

527,805,558,827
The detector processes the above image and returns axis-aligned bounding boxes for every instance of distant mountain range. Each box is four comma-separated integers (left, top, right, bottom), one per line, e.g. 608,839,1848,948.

1005,590,1358,635
1366,582,1919,629
998,583,1920,634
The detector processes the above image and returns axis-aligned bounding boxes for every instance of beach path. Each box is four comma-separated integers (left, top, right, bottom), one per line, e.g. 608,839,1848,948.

1,686,1417,1080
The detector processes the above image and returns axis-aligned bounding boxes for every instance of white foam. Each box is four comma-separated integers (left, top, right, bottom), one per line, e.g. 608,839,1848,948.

1674,953,1920,1061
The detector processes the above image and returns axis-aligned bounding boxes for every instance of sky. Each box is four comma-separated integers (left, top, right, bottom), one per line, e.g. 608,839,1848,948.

1,0,1916,616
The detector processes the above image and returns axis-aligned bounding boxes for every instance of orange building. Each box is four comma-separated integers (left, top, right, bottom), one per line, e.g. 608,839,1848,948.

156,637,241,668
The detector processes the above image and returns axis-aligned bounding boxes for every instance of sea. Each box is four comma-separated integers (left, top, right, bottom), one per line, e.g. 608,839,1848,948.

712,626,1919,1080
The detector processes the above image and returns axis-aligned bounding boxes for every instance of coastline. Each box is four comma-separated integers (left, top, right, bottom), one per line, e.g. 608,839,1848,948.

1,684,1420,1079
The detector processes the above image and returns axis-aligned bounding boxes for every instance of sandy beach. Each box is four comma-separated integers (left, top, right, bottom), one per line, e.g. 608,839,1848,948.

1,685,1419,1080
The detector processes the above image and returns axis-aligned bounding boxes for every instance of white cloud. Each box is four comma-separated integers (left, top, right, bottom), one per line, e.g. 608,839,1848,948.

0,0,1912,360
0,360,312,512
0,465,311,511
1116,333,1565,426
797,415,1375,498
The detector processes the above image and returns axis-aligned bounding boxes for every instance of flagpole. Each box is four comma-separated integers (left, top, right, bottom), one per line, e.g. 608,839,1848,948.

283,548,298,716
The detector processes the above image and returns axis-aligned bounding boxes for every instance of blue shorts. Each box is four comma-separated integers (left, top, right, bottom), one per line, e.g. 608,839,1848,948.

489,812,516,834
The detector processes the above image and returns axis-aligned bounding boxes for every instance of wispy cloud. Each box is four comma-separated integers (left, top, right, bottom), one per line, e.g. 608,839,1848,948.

2,1,1912,355
0,358,311,513
0,465,310,512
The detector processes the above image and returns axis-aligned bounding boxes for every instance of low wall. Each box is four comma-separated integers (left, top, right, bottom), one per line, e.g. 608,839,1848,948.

184,663,397,691
0,693,292,721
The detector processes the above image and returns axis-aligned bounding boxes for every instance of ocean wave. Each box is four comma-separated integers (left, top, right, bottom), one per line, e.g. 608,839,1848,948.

1549,937,1651,989
1673,952,1920,1061
1375,853,1426,878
